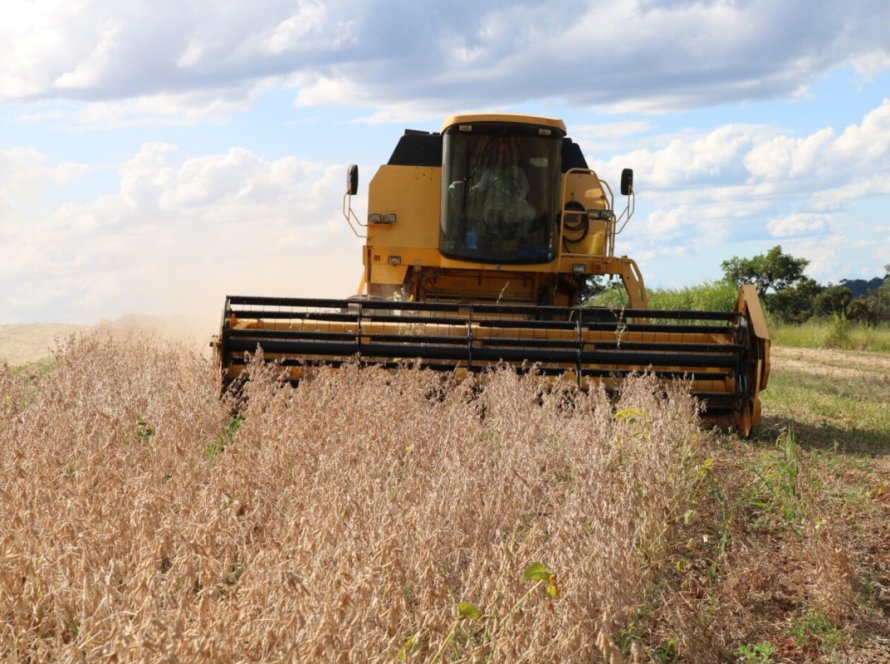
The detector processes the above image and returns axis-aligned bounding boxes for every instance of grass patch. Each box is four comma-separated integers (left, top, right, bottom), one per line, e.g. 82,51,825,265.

745,427,808,531
640,344,889,661
733,641,777,663
771,320,890,352
761,365,890,451
788,611,846,653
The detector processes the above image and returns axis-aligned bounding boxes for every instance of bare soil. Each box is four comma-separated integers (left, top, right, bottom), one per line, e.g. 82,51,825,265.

771,345,890,380
758,345,890,662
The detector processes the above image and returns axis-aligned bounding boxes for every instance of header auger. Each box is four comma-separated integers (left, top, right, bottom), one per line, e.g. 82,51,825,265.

215,113,770,435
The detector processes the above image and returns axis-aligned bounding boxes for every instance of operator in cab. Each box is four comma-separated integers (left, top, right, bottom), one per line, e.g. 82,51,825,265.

440,120,563,264
469,139,536,229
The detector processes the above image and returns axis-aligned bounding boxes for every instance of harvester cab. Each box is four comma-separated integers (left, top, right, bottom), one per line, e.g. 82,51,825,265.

342,114,645,309
216,113,770,435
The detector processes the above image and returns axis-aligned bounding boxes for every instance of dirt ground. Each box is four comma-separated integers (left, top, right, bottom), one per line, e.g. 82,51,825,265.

766,346,890,662
771,345,890,379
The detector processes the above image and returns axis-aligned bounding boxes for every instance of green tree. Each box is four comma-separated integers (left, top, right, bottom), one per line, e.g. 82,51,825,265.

847,276,890,324
812,285,852,318
721,245,809,298
767,277,823,323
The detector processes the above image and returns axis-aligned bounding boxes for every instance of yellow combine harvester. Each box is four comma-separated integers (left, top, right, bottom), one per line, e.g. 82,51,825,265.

215,113,770,435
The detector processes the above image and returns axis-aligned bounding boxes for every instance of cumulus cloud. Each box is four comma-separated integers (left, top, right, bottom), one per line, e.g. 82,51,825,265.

586,98,890,278
767,213,828,237
771,233,887,283
0,143,363,323
0,148,89,219
3,0,890,120
745,101,890,184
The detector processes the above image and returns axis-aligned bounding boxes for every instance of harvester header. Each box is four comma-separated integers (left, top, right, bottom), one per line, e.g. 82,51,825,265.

215,113,770,435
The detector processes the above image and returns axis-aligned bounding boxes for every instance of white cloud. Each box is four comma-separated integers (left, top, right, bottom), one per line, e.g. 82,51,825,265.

834,99,890,160
631,245,689,264
260,2,355,55
746,100,890,184
744,127,836,181
782,233,877,283
569,121,654,154
0,143,363,323
767,213,828,237
808,172,890,212
637,206,687,242
669,104,885,195
591,124,768,190
3,1,890,121
0,148,89,220
293,74,365,108
77,90,261,127
851,50,890,79
585,98,890,266
53,18,122,91
350,107,449,127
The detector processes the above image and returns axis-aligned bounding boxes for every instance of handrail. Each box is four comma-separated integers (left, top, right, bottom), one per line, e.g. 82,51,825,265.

341,192,367,238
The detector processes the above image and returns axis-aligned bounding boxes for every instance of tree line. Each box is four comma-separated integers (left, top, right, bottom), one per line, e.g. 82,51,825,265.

721,246,890,324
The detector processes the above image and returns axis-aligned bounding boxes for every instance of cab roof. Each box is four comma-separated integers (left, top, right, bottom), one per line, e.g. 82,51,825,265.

441,113,566,133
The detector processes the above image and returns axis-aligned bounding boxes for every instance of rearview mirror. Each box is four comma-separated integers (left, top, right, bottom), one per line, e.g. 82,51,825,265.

346,164,359,196
620,168,633,196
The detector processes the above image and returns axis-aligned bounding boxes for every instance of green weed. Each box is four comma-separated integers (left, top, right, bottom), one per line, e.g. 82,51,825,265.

788,610,845,653
205,413,243,461
746,426,807,531
652,636,680,663
732,641,776,662
135,414,156,443
427,561,559,662
823,315,852,349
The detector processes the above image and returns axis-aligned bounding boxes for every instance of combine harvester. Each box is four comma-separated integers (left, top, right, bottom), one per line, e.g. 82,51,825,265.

215,114,770,435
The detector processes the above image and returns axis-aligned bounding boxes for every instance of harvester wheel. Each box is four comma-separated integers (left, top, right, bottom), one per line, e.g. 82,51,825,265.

735,400,755,438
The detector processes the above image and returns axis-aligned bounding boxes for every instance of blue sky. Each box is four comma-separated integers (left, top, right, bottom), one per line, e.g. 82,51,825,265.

2,0,889,325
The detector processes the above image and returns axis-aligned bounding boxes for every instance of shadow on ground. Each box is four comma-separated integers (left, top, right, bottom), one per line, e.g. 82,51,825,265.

753,415,890,456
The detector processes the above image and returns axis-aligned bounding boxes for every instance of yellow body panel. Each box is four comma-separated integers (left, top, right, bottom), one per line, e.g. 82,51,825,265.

361,141,631,301
367,165,440,249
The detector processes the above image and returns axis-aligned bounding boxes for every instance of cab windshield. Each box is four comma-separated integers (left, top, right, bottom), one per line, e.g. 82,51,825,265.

440,123,563,263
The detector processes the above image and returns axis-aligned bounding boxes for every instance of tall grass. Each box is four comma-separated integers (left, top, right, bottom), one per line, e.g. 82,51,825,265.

770,318,890,352
589,280,738,312
591,281,890,352
0,331,707,661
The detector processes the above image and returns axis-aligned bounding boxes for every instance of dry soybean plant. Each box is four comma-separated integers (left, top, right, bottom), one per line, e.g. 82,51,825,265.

0,331,707,662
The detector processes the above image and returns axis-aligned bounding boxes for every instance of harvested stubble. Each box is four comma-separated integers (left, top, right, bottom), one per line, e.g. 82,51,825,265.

0,331,705,662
